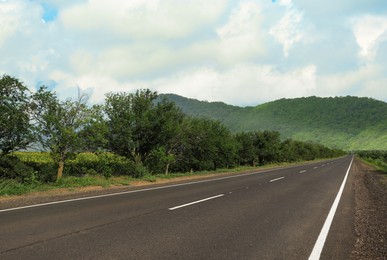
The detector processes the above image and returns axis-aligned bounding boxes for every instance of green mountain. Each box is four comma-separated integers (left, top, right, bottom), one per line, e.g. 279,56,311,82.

161,94,387,150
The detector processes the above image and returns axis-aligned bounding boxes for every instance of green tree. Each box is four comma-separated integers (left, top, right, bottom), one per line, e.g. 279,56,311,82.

0,75,33,155
105,90,185,174
172,117,237,172
78,104,108,152
31,87,90,180
147,98,185,174
254,131,281,165
235,132,257,166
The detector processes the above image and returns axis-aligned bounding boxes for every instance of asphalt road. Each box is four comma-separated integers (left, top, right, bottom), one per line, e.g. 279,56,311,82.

0,156,355,259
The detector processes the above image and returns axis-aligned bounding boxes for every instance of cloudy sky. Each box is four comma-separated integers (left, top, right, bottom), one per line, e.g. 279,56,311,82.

1,0,386,106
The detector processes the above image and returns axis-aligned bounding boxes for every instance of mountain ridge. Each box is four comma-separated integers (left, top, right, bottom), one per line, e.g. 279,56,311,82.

160,94,387,150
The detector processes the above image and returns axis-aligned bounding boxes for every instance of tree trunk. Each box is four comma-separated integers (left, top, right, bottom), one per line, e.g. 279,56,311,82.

57,160,64,180
165,163,170,175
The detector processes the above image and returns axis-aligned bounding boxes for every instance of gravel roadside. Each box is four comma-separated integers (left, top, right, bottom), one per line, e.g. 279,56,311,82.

351,158,387,259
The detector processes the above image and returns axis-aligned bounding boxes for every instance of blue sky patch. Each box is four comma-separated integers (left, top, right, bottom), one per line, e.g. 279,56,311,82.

42,3,57,22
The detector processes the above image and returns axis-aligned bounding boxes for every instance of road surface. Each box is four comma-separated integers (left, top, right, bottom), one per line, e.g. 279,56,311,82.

0,156,355,259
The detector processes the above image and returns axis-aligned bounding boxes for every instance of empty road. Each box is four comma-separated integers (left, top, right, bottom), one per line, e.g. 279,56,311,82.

0,156,355,259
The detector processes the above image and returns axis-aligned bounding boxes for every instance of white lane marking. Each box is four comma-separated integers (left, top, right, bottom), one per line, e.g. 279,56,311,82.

0,159,340,213
168,194,224,211
314,167,318,169
269,177,285,182
299,170,307,173
308,156,354,260
0,168,288,213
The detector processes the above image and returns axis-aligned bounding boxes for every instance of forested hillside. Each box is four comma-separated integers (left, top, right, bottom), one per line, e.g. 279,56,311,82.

161,94,387,150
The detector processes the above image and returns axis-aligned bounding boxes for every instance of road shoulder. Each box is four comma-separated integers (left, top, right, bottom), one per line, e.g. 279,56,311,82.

351,158,387,259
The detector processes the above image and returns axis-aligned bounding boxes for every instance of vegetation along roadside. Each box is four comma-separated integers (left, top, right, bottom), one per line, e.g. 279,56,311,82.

1,75,345,196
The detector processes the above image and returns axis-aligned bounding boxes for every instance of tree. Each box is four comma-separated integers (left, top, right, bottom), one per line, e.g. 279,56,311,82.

235,132,257,166
105,90,185,174
78,104,108,152
254,131,281,165
147,98,184,174
31,87,90,179
0,75,33,155
172,117,237,172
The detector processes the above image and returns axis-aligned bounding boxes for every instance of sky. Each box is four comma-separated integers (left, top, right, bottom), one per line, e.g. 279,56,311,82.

0,0,387,106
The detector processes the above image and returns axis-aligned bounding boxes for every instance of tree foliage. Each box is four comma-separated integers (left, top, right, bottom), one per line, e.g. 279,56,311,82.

31,87,91,179
0,75,33,155
162,94,387,150
104,90,185,174
0,76,346,183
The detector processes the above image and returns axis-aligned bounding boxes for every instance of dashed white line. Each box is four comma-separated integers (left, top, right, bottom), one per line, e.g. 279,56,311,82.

308,156,354,260
168,194,224,211
269,177,285,182
314,167,318,169
299,170,307,173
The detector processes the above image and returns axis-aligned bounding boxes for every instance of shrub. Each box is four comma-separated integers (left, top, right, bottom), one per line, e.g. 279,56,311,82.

0,155,35,183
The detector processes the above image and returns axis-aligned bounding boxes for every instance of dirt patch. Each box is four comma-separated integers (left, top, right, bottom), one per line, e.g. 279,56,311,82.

351,158,387,259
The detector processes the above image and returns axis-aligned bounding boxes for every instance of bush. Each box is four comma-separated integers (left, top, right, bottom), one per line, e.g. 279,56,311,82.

0,178,30,195
0,155,35,183
63,152,137,178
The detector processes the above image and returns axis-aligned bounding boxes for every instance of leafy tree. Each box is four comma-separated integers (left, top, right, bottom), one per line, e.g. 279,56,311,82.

172,117,237,172
147,98,185,174
235,132,257,166
255,131,281,165
104,89,158,164
105,89,185,174
104,91,136,159
78,105,108,152
280,139,301,162
0,75,33,155
31,87,90,179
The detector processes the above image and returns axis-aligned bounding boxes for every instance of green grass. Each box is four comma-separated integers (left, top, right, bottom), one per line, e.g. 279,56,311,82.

0,176,136,196
0,158,335,197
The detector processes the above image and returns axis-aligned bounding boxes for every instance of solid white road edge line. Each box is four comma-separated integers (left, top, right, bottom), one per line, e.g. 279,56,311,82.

308,156,354,260
168,194,224,211
269,177,285,182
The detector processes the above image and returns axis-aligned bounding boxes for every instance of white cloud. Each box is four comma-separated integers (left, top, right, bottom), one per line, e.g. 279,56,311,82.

0,0,387,106
0,1,44,46
316,64,387,100
60,0,228,40
216,1,266,64
269,0,305,57
351,15,387,61
156,64,317,105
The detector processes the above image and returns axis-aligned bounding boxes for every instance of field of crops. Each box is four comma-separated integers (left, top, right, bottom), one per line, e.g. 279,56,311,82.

13,152,52,163
1,152,139,183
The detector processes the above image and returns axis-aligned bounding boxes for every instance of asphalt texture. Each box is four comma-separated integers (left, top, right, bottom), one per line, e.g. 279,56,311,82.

0,156,355,259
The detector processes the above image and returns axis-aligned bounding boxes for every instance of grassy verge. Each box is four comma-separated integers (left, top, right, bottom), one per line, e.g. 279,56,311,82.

0,159,332,197
357,157,387,173
357,156,387,186
0,176,135,196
